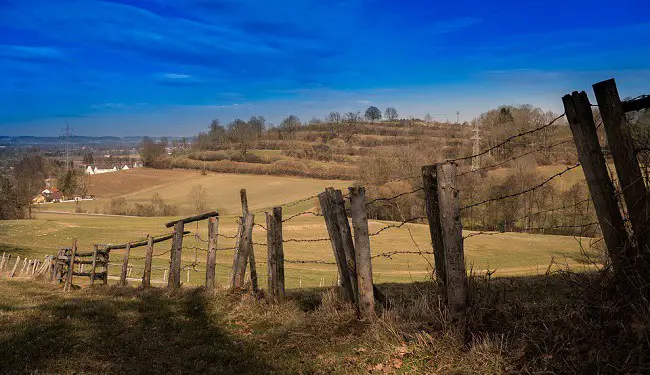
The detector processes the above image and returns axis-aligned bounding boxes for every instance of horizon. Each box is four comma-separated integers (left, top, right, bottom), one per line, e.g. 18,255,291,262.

1,0,649,137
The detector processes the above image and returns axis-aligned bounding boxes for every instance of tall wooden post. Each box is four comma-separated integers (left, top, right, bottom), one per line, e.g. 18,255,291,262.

120,243,131,286
64,240,77,292
266,207,285,301
102,248,109,285
206,216,219,289
319,189,355,302
0,252,5,271
563,91,630,275
593,79,650,270
330,188,359,303
349,187,375,320
436,163,467,322
168,222,185,289
422,165,447,294
142,235,154,288
89,245,98,284
232,212,254,289
240,189,259,292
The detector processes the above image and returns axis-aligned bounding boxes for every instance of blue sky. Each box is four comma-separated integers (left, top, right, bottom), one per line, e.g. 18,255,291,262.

0,0,649,136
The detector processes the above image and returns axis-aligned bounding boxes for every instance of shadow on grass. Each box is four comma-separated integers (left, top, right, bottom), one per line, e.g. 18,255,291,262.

0,282,281,374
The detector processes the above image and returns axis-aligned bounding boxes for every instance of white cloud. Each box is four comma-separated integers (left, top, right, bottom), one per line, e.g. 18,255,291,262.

163,73,192,79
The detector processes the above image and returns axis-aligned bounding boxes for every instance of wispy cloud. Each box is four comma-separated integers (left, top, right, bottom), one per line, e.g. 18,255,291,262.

0,45,65,62
427,17,482,35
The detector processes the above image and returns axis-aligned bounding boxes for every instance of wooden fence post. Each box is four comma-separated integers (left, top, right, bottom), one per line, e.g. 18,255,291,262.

142,235,154,288
168,222,184,289
349,187,375,320
9,256,20,278
266,207,285,301
0,252,5,271
206,216,218,289
90,245,98,284
563,91,630,275
102,248,109,285
330,188,359,304
319,189,355,302
240,189,259,292
436,163,467,323
64,240,77,292
593,79,650,272
2,254,10,272
120,243,131,286
232,212,254,289
422,165,447,295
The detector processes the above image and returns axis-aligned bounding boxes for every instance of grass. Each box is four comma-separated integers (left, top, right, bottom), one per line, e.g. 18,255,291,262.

1,271,647,374
46,168,351,216
0,208,599,289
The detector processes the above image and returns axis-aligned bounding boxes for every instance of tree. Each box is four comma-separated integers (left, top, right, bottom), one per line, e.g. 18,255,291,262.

188,184,207,214
139,137,167,167
327,112,342,124
365,106,382,123
424,113,433,125
248,116,266,135
280,115,301,136
208,119,226,146
227,118,256,156
57,169,78,197
82,152,94,165
385,107,398,121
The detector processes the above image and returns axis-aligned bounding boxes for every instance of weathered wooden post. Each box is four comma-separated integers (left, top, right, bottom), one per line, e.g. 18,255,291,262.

142,235,154,288
593,79,650,275
349,187,375,320
422,165,447,294
232,212,254,289
90,245,98,284
240,189,259,292
9,256,20,278
329,188,359,303
319,188,355,302
2,254,10,272
206,216,219,289
168,222,184,289
120,243,131,286
266,207,285,301
64,240,77,292
563,91,630,276
436,163,467,322
0,252,5,271
102,248,109,285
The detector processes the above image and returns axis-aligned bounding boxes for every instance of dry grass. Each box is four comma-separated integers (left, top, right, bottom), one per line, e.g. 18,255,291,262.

1,270,647,374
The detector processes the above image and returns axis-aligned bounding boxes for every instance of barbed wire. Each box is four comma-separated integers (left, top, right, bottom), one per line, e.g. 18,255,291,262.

281,211,324,223
371,250,435,259
448,113,566,163
368,216,427,236
365,187,424,207
284,259,337,265
461,163,582,211
282,237,331,243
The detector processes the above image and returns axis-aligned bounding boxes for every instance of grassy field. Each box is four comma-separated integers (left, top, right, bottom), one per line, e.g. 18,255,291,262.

0,206,600,289
45,168,350,216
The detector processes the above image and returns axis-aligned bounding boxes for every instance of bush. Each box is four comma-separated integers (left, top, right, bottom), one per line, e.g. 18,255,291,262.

104,194,179,217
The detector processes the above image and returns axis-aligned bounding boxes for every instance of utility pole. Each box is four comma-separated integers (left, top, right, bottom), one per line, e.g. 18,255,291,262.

471,122,481,171
61,122,73,170
456,111,460,124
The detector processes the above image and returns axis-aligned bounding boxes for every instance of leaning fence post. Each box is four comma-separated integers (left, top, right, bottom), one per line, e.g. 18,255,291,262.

64,240,77,291
593,79,650,270
562,91,630,276
2,254,11,272
266,207,285,301
329,188,359,303
10,256,20,278
436,163,467,322
349,186,375,320
90,245,99,284
422,165,447,294
232,212,254,289
319,189,355,302
120,243,131,286
168,221,184,289
142,235,154,288
206,216,219,289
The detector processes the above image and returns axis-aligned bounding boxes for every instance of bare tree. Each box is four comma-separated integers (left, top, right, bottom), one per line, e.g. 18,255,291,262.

280,115,301,137
327,111,342,124
384,107,398,121
424,113,433,125
365,106,382,123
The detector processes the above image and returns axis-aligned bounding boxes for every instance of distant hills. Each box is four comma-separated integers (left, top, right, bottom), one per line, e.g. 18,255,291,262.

0,136,184,147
